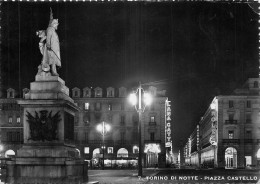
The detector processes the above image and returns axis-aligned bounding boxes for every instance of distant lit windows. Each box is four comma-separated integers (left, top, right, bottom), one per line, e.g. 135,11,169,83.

8,116,12,123
16,116,20,124
133,146,139,154
108,147,113,154
84,147,89,154
229,100,234,108
95,87,102,97
108,104,112,111
150,116,155,122
228,130,234,139
84,102,90,110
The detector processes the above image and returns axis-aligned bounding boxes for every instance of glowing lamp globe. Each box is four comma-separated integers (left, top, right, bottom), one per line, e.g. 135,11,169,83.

129,93,137,106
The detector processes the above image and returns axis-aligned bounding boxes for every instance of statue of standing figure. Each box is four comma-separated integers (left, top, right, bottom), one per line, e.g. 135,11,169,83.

36,8,61,76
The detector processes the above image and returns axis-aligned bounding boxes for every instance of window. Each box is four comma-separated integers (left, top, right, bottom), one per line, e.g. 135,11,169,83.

75,91,78,97
120,115,125,125
228,114,234,121
254,81,259,88
8,116,13,123
228,130,234,139
133,146,139,154
150,132,155,141
84,89,91,97
108,147,113,154
245,130,252,139
121,132,125,141
16,132,20,142
108,90,113,97
95,102,101,111
84,147,89,154
108,104,112,111
7,132,12,141
121,103,125,110
229,100,234,108
150,116,155,122
96,89,102,97
10,91,13,98
16,116,20,124
246,101,251,108
84,103,90,110
246,114,251,123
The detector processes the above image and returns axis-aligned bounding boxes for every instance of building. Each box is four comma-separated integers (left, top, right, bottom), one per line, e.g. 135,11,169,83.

184,78,260,169
0,85,173,168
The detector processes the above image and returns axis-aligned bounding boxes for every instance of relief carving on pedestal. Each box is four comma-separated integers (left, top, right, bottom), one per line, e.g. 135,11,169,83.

26,110,61,141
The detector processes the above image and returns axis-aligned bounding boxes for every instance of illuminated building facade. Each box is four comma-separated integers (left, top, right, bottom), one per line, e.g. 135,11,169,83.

184,78,260,169
0,86,172,168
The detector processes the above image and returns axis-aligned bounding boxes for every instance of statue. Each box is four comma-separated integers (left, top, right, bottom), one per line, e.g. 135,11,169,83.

36,8,61,76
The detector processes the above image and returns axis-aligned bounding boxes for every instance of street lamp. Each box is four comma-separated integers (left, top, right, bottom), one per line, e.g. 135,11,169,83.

128,82,152,177
96,121,111,170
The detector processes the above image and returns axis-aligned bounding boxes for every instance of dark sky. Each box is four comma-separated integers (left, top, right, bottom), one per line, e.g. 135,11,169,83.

1,2,259,153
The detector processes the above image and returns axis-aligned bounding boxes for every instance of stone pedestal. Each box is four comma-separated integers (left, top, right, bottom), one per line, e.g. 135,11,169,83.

6,75,88,184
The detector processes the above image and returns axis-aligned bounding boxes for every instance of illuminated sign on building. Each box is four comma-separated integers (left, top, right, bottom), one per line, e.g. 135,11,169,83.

165,99,172,148
197,125,200,149
209,98,218,146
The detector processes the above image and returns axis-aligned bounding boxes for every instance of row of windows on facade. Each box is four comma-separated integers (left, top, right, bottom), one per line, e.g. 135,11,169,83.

228,100,253,108
83,146,139,155
76,113,156,125
227,130,252,139
71,86,158,98
81,102,155,111
226,113,256,124
74,132,156,142
6,131,21,142
5,86,159,99
7,116,21,124
6,86,159,99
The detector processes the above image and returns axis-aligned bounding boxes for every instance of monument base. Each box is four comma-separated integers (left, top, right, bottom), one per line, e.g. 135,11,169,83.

6,144,88,184
5,75,88,183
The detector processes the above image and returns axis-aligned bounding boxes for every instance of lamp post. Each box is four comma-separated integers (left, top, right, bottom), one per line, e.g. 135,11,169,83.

129,82,152,177
96,121,110,170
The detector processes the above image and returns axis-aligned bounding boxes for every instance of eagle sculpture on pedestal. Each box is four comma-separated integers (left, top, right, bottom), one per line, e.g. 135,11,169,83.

26,110,61,141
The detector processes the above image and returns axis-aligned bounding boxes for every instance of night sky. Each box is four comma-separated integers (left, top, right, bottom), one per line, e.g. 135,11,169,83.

1,2,259,154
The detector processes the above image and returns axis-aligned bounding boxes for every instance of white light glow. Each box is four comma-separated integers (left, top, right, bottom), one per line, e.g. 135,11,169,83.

96,124,103,132
129,93,137,106
105,124,111,132
144,93,152,106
